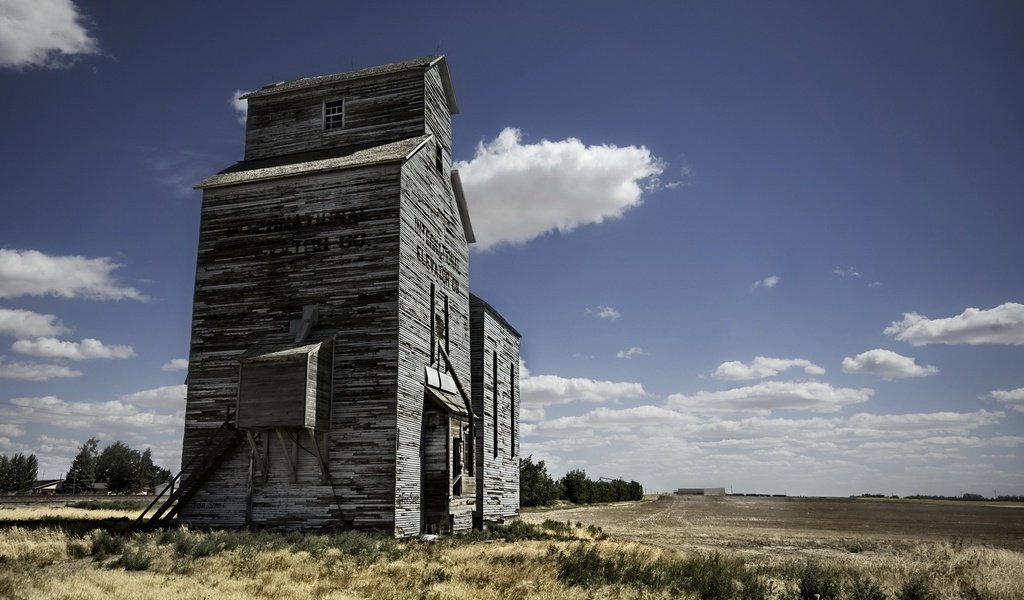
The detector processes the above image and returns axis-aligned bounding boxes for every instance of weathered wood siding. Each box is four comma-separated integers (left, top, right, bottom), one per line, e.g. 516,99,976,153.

395,99,471,534
181,163,404,530
245,70,426,161
470,301,521,525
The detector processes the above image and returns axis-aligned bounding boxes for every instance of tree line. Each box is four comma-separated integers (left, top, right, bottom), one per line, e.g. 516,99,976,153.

520,455,643,507
60,438,172,495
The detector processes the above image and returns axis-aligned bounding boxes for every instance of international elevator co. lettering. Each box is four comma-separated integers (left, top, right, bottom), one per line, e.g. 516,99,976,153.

209,207,460,294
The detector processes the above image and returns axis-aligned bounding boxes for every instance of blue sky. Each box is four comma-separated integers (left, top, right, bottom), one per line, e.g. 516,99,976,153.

1,1,1022,496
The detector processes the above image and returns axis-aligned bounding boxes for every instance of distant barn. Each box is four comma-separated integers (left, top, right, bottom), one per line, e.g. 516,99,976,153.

148,56,520,536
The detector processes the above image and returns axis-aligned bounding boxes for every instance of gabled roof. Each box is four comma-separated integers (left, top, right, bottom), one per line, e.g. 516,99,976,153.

241,55,459,115
469,294,522,339
195,135,430,189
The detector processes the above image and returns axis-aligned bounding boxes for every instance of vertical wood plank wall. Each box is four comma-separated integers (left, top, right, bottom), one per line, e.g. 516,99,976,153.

181,165,404,529
244,71,425,161
470,301,521,525
395,65,471,534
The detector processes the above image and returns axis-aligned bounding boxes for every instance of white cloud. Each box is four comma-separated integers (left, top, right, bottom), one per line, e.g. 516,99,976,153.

455,127,664,250
0,307,68,338
616,347,645,359
752,275,780,290
712,356,825,380
3,395,181,430
0,0,99,69
0,423,24,437
161,358,188,372
585,305,620,320
12,337,136,360
0,249,144,300
520,368,646,422
884,302,1024,346
666,380,873,414
833,266,860,278
231,90,249,124
119,384,186,410
841,349,938,380
990,388,1024,413
0,358,81,380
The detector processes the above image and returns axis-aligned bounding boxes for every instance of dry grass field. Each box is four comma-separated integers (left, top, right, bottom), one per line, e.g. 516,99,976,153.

0,495,1021,599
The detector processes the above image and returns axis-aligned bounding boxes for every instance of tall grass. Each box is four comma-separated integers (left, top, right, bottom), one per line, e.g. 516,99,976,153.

0,517,1021,599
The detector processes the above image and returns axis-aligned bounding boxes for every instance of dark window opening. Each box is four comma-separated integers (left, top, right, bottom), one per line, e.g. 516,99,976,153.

324,99,344,130
452,438,463,497
443,295,450,356
429,283,436,366
510,361,516,459
435,144,444,174
464,424,473,476
492,350,498,457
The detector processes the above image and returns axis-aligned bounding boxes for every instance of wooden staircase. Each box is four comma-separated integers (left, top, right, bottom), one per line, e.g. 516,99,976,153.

133,418,241,530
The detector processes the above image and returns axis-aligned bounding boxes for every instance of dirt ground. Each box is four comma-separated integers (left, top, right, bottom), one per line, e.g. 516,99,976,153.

521,494,1024,560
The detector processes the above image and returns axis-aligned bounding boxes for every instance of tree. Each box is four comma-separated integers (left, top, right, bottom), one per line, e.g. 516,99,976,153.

60,437,99,494
139,448,172,493
0,453,38,494
520,455,561,507
95,441,144,494
560,469,593,504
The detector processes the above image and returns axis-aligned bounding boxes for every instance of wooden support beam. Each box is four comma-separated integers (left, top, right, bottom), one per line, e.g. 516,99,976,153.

276,429,297,483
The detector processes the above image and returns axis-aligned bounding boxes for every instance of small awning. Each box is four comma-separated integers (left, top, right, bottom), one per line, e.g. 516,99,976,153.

425,385,468,417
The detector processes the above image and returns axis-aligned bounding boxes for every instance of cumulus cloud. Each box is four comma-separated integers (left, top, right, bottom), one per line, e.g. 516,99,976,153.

12,337,136,360
616,347,645,359
0,249,144,300
841,349,938,380
666,380,873,414
161,358,188,372
2,395,181,430
884,302,1024,346
519,367,646,422
712,357,825,380
119,384,186,410
586,305,620,320
990,388,1024,413
0,307,68,338
455,128,664,250
752,275,780,290
0,0,99,69
0,358,81,380
231,90,249,124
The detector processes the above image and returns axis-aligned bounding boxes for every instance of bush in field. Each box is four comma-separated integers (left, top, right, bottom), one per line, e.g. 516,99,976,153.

797,561,842,600
90,530,124,557
555,543,769,599
847,573,888,600
898,575,937,600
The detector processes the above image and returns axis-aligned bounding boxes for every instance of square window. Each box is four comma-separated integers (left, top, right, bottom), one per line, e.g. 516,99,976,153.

324,99,344,130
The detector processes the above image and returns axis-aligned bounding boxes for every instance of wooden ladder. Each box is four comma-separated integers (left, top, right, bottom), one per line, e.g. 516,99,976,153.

133,417,242,530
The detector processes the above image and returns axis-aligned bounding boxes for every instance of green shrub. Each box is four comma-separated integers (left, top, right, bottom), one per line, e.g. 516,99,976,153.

114,545,152,571
848,573,887,600
90,530,124,557
898,575,937,600
66,539,90,559
540,519,573,535
797,561,842,600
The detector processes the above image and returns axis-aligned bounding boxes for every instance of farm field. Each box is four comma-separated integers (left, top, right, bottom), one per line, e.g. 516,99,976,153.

521,494,1024,557
0,495,1021,599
